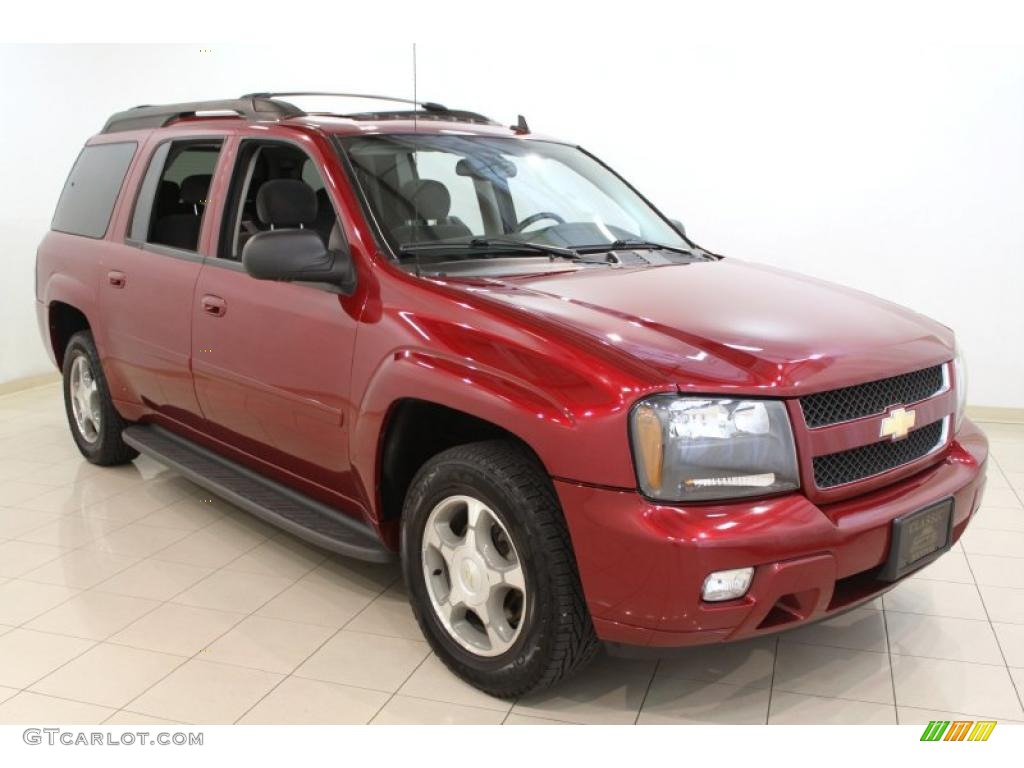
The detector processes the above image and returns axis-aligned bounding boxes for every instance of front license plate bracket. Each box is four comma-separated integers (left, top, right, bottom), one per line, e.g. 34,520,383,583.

878,498,954,581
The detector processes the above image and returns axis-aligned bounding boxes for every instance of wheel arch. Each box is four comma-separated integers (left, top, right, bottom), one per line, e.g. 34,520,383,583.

48,301,92,369
352,348,574,538
376,397,548,527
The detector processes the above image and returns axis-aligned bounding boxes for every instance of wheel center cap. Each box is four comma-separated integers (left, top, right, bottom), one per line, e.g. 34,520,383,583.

454,554,487,605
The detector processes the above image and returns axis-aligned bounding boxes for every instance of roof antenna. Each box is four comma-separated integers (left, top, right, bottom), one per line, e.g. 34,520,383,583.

412,43,418,134
512,114,530,134
411,42,422,277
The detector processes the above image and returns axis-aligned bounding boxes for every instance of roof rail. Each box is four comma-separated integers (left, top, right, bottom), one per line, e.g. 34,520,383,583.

242,92,498,125
100,96,305,134
101,92,499,134
242,91,450,112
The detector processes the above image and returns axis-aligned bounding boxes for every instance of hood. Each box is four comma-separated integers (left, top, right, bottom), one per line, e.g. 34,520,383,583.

454,259,954,395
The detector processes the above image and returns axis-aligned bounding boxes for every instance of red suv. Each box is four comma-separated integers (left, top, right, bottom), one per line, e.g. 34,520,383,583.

36,92,987,697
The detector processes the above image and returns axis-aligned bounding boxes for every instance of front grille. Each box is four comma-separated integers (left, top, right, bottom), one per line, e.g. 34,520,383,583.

813,419,945,489
801,365,945,428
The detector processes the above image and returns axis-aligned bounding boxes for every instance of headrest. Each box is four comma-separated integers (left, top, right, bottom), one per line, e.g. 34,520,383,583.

402,179,451,221
157,180,180,203
180,175,212,206
256,179,317,228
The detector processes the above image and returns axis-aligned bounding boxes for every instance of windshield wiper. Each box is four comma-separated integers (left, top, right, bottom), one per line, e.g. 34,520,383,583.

577,239,711,259
399,238,607,264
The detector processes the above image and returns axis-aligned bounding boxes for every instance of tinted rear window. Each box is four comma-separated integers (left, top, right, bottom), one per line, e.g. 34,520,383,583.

51,142,137,238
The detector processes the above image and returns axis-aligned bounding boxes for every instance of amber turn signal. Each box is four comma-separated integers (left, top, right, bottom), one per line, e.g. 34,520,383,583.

633,405,664,490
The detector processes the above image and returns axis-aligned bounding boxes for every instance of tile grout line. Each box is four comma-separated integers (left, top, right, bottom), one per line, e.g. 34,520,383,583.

5,452,406,723
764,636,780,725
880,602,900,724
6,485,232,638
0,480,223,702
364,647,434,725
7,492,297,718
961,547,1024,714
346,572,432,725
230,571,401,725
109,530,328,722
631,656,660,725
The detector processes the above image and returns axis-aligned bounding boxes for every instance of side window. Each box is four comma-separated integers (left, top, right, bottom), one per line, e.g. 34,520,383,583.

301,159,325,191
52,142,137,238
219,141,341,261
413,151,484,232
130,139,223,252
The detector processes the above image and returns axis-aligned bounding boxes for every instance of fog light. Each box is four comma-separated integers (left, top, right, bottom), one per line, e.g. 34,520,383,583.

701,567,754,602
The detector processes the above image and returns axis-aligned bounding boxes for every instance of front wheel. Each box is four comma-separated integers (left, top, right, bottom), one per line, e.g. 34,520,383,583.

401,440,598,698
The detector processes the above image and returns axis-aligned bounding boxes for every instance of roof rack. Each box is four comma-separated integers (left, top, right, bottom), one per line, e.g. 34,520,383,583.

243,92,499,125
101,92,498,134
243,91,449,112
101,96,305,134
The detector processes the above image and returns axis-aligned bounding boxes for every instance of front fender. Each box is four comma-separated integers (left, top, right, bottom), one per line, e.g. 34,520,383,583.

350,344,649,525
351,347,575,509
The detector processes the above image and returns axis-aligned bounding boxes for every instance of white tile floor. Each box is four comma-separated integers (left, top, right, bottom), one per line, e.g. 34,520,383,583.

0,382,1023,725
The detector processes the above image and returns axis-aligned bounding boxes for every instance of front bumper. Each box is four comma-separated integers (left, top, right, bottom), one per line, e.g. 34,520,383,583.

556,419,988,647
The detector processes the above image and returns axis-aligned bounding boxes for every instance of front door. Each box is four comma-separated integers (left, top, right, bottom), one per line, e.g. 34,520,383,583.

190,138,362,503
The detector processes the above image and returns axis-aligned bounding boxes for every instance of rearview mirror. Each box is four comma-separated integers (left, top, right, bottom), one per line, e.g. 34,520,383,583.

669,219,687,238
455,156,517,180
242,229,354,289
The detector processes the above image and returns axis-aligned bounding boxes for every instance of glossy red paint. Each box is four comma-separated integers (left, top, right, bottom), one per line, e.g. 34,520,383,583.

560,420,987,645
35,111,987,648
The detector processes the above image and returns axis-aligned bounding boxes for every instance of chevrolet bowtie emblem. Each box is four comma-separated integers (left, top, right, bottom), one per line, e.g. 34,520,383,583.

880,406,916,441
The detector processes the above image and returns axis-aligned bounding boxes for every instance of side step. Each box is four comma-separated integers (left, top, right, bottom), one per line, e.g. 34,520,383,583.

123,424,394,563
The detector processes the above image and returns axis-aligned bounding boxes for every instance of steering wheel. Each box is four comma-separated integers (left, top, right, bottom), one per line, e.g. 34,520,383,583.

513,211,565,232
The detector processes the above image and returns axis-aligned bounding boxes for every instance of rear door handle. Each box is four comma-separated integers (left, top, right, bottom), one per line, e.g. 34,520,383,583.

108,270,126,288
201,294,227,317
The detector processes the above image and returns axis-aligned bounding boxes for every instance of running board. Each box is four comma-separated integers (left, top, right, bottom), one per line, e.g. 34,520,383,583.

122,424,394,563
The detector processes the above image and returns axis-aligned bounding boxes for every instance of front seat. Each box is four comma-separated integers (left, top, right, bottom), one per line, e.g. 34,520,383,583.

255,178,318,232
151,174,212,251
392,179,472,243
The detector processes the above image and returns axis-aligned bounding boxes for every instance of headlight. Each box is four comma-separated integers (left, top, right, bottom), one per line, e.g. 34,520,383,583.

953,347,967,432
630,396,800,502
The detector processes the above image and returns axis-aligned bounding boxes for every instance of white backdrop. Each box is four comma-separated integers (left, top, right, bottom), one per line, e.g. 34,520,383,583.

1,36,1021,407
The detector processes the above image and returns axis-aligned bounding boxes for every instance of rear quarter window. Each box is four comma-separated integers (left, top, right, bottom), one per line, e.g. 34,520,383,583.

51,142,137,238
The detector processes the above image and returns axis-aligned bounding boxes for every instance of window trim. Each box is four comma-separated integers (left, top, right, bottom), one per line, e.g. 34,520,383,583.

51,141,138,240
213,136,350,263
335,134,698,261
124,135,226,256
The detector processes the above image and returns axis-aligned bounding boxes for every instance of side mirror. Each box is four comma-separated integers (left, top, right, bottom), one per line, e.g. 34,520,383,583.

669,219,687,238
242,229,354,289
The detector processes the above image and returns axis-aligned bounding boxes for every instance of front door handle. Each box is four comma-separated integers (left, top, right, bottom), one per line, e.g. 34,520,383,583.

108,270,126,288
201,294,227,317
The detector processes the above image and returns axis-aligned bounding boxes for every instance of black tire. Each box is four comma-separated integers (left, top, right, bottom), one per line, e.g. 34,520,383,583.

62,330,138,466
401,439,598,698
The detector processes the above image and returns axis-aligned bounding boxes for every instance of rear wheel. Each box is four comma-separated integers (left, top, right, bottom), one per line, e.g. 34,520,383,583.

62,331,137,466
401,440,598,698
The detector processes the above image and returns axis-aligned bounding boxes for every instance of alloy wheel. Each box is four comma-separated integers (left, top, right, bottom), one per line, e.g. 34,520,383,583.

69,354,102,444
421,494,527,657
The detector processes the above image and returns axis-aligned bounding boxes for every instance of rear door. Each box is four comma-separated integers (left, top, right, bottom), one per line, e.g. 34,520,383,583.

98,135,226,427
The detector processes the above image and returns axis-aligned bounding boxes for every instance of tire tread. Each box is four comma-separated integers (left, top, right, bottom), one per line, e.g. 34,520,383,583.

402,439,598,698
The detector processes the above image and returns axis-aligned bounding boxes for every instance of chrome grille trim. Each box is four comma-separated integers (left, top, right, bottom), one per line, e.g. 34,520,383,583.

811,417,949,489
800,364,949,429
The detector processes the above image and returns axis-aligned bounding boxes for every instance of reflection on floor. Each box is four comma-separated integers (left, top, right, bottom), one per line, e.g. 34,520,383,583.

0,383,1023,724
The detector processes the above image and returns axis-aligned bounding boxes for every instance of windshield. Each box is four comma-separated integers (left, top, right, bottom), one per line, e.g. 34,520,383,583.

339,134,688,257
